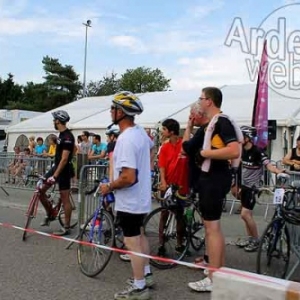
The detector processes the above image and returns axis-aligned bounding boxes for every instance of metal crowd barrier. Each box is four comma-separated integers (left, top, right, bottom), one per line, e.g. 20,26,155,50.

65,164,108,250
0,153,54,195
77,164,108,229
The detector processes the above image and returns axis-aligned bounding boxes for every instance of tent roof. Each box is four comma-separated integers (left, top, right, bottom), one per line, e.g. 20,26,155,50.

5,84,300,134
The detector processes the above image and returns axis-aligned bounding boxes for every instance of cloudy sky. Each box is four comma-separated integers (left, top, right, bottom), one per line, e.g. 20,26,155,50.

0,0,299,90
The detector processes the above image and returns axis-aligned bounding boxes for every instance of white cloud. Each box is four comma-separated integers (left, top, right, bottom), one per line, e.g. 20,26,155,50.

109,35,147,53
187,0,224,19
169,45,253,90
108,1,225,55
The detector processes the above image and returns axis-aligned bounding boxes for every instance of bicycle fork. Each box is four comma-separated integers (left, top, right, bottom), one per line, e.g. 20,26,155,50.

26,192,39,218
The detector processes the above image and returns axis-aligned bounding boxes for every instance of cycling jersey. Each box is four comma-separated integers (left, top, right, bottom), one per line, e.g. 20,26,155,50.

182,125,207,189
241,145,270,188
55,129,75,166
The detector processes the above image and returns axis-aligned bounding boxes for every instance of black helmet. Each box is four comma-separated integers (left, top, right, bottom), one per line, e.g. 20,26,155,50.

52,110,70,123
240,125,257,140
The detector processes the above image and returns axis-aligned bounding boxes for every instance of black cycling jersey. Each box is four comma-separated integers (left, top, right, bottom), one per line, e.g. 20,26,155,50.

209,117,238,172
107,141,116,155
55,129,75,166
182,125,207,189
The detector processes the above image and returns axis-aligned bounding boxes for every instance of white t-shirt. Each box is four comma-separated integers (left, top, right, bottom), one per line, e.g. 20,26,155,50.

113,125,154,214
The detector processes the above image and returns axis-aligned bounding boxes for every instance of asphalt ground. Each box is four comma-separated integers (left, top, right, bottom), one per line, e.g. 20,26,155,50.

0,187,300,300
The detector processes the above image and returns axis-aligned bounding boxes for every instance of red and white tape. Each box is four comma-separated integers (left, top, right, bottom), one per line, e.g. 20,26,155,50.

0,221,288,287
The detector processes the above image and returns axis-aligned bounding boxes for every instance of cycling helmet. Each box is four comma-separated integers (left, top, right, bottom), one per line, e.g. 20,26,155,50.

105,127,120,137
240,125,257,140
112,91,143,116
52,110,70,123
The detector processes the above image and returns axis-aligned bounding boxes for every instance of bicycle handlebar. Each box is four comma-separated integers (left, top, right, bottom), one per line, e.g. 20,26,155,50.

85,180,100,195
277,173,290,179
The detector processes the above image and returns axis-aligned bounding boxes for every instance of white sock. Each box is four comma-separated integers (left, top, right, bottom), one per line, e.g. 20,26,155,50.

144,265,151,275
134,279,146,289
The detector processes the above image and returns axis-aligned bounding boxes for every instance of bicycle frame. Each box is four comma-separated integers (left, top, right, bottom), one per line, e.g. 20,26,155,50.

87,194,105,243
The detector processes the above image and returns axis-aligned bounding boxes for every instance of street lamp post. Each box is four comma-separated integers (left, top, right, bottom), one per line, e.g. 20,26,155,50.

82,20,92,98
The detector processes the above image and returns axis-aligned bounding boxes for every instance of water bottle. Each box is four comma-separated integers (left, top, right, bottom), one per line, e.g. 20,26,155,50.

185,206,193,225
101,177,115,203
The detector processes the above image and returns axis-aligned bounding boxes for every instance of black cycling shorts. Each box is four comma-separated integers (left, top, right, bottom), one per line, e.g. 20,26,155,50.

240,186,256,210
116,211,147,237
45,165,73,191
196,171,232,221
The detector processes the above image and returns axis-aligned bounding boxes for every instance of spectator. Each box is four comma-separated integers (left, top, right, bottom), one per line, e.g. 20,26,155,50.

28,136,36,154
88,134,107,162
44,136,57,158
6,146,24,183
34,137,47,156
14,148,33,179
282,135,300,171
145,128,154,141
78,131,92,154
76,135,83,154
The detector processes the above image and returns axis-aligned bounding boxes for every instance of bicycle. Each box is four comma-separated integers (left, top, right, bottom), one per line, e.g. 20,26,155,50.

22,178,77,241
256,172,295,279
77,178,125,277
144,185,205,269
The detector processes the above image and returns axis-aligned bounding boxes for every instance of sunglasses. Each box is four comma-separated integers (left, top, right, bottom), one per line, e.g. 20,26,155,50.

111,105,117,110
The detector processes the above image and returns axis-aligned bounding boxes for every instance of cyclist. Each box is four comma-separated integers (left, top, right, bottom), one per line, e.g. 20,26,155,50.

157,118,186,255
105,127,132,263
100,91,154,300
105,127,120,162
235,125,284,252
39,110,75,236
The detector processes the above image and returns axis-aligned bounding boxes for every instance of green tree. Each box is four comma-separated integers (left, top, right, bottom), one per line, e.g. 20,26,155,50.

5,82,48,111
0,73,23,108
86,72,120,96
42,56,81,110
119,67,171,93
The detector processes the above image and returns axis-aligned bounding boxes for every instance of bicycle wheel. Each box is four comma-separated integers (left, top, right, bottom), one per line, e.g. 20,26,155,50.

256,218,290,279
58,193,78,229
22,193,39,241
77,210,115,277
144,206,188,269
190,207,205,251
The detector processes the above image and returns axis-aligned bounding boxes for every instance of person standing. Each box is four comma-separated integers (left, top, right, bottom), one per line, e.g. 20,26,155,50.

236,126,284,252
188,87,242,292
100,91,154,300
39,110,75,236
182,101,210,267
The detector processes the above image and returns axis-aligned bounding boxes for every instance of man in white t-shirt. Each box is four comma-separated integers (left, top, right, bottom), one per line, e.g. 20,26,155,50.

100,91,154,300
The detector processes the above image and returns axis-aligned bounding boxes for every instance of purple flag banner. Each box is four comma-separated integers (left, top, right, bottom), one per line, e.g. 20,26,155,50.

252,40,269,149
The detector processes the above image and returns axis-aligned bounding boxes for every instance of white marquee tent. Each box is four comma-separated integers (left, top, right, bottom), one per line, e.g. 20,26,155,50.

5,84,300,161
